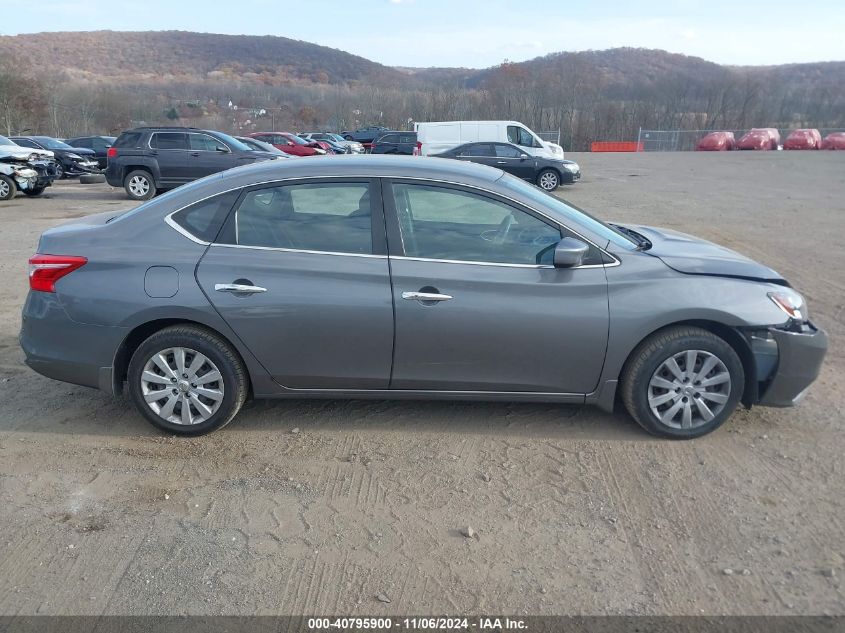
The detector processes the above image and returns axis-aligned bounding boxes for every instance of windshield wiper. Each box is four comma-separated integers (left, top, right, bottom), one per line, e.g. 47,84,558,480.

610,223,652,251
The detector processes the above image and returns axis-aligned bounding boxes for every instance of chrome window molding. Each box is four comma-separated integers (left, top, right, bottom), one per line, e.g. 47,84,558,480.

210,242,387,259
162,174,621,268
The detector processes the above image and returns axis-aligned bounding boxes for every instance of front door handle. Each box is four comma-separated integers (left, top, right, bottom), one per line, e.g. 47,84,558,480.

215,283,267,294
402,291,452,302
496,160,508,164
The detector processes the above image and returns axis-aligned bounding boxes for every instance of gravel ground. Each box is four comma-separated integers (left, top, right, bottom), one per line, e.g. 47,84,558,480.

0,151,843,616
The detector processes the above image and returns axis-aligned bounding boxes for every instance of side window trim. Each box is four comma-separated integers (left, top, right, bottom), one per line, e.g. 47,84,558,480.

382,178,610,268
215,177,388,257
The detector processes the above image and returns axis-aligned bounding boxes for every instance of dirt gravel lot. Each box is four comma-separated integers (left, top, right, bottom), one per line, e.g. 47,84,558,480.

0,152,843,616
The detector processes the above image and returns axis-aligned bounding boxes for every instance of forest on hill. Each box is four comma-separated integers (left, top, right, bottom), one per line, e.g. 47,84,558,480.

1,31,843,150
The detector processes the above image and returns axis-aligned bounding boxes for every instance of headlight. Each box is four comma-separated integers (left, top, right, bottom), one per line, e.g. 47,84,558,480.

67,153,81,160
563,163,580,172
768,290,806,321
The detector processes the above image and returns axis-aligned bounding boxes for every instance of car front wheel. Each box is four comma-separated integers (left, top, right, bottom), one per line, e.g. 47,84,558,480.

127,325,248,435
0,175,16,200
537,169,560,191
621,326,744,439
124,169,156,200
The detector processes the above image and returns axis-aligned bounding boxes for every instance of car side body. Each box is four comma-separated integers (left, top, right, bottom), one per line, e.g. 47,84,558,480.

64,135,117,169
12,136,100,179
433,142,580,190
371,132,417,155
20,156,826,438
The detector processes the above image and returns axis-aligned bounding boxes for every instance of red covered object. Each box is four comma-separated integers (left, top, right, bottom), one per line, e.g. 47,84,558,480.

696,131,736,151
784,129,822,150
821,132,845,150
737,128,780,150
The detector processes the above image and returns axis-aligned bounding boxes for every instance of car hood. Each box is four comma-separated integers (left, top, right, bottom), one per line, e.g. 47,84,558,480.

628,224,785,283
0,144,54,160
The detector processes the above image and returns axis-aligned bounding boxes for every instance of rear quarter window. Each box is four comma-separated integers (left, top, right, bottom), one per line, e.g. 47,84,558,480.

170,190,240,242
114,132,142,148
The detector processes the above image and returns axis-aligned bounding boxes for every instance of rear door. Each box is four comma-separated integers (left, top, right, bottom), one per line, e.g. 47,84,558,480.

196,178,394,390
149,132,189,184
455,143,496,167
384,180,609,393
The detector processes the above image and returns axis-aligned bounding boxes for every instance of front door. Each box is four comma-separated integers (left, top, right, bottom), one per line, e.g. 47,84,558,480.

187,133,237,178
491,143,536,180
385,181,609,394
196,179,394,389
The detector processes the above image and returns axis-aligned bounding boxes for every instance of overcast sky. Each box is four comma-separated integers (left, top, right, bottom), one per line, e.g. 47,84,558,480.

2,0,843,68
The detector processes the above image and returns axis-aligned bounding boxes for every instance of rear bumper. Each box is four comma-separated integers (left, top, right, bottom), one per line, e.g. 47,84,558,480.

20,291,127,393
758,323,828,407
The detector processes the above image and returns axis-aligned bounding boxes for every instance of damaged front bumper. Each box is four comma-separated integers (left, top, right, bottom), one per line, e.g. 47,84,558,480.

752,322,828,407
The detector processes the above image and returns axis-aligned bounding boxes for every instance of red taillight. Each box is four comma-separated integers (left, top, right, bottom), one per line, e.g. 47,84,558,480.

414,141,422,156
106,147,117,159
28,255,88,293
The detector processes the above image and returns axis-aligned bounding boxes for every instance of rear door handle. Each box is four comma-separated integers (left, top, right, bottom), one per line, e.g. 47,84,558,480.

190,151,200,156
215,283,267,294
496,161,508,164
402,291,452,302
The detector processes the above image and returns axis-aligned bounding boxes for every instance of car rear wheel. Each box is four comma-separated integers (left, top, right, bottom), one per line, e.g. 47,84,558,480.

0,175,16,200
124,169,155,200
537,169,560,191
621,326,744,439
127,325,248,436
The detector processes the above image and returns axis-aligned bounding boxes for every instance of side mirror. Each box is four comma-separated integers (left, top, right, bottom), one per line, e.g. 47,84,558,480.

520,153,529,160
553,237,589,268
216,145,230,153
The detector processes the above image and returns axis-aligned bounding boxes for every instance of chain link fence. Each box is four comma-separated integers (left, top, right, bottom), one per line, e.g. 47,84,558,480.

635,128,845,151
536,130,561,145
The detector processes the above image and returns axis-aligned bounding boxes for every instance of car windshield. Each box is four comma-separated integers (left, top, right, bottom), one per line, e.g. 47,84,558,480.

0,135,17,146
210,132,252,152
37,138,73,149
497,173,638,249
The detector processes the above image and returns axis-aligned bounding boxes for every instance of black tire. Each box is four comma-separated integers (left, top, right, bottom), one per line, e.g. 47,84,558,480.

54,162,65,179
0,174,17,200
123,169,156,201
537,168,560,191
22,186,46,196
127,325,248,436
79,173,105,184
620,326,744,439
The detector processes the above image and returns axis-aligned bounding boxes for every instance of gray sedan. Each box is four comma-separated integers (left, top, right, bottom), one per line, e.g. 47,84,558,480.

20,156,827,438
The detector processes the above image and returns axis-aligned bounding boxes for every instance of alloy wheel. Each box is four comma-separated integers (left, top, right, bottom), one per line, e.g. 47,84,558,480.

539,171,558,190
140,347,224,425
0,180,9,198
647,349,731,429
128,175,150,198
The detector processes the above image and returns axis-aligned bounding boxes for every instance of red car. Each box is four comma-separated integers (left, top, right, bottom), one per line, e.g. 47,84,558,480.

737,128,780,150
821,132,845,150
783,129,822,150
696,131,736,151
248,132,326,157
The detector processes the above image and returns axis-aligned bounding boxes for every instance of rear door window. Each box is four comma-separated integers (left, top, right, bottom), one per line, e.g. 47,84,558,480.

230,182,374,255
151,133,188,150
461,144,494,157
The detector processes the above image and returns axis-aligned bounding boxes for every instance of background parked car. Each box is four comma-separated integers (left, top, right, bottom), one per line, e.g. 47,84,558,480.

249,132,326,157
783,129,822,150
696,131,736,151
821,132,845,150
63,135,117,169
300,132,365,153
0,135,58,200
235,136,292,157
736,128,780,150
340,126,390,143
370,131,417,155
433,141,580,190
11,136,99,179
105,127,278,200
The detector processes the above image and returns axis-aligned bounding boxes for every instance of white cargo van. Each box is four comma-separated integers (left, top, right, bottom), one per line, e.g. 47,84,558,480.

414,120,563,158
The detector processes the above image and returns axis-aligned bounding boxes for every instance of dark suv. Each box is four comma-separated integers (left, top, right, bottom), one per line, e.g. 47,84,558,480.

105,127,277,200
